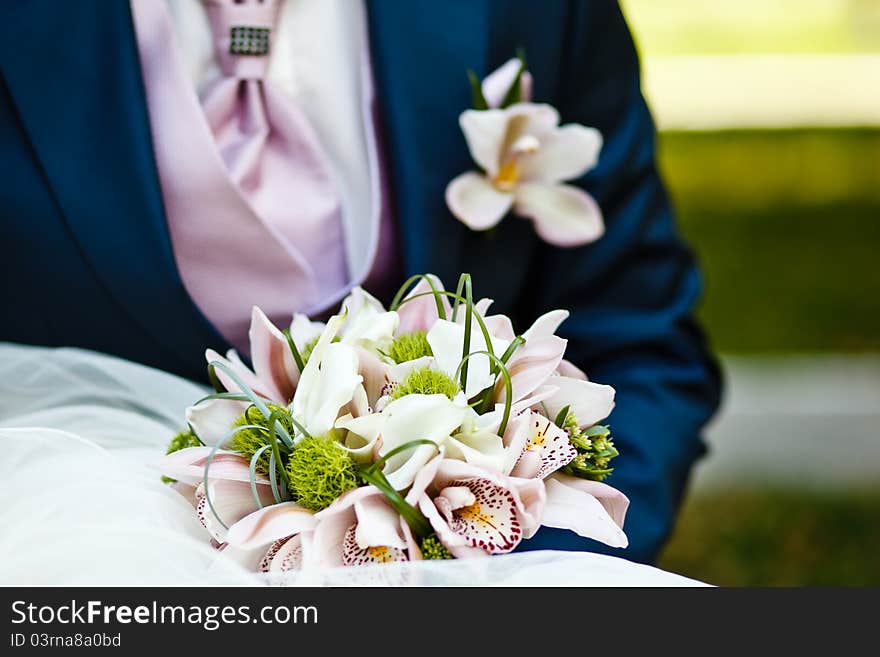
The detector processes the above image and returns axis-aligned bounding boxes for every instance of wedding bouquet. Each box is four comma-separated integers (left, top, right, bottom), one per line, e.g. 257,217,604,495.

158,273,628,573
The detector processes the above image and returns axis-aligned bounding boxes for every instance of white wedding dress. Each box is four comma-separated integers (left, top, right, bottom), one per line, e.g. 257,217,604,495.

0,342,706,586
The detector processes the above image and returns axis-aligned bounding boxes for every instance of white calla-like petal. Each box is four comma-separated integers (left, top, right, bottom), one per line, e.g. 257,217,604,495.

378,394,469,490
514,182,604,247
292,316,363,439
301,343,362,437
335,412,384,463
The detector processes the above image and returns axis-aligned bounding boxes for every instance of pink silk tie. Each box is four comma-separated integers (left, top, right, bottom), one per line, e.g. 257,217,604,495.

202,0,348,300
131,0,398,354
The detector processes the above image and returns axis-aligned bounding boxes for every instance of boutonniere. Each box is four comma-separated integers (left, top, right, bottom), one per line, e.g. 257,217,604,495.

445,54,605,247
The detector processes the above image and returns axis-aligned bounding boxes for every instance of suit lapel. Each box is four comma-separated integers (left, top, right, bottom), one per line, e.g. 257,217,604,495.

0,0,226,368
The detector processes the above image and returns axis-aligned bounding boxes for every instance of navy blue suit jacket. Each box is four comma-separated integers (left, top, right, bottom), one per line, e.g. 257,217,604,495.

0,0,721,563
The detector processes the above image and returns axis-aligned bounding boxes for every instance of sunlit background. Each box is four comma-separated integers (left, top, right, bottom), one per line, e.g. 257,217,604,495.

620,0,880,585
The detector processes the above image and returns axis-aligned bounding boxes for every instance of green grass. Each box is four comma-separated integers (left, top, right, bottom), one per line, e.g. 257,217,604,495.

657,128,880,353
659,489,880,586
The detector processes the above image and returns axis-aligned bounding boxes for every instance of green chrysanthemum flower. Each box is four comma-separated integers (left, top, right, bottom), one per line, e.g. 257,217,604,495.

388,330,433,364
228,404,295,474
286,435,360,512
391,366,460,401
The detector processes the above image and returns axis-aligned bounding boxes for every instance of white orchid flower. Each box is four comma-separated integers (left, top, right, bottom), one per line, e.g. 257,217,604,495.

446,102,604,247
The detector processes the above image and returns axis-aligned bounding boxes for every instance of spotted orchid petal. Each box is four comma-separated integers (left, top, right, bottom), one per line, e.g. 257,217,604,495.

420,459,546,554
185,398,248,446
313,486,409,568
542,475,629,548
342,525,408,566
437,478,522,554
195,479,275,543
259,533,313,573
509,412,577,480
225,501,317,549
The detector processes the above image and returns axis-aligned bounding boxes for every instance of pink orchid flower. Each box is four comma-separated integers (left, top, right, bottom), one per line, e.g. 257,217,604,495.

503,410,578,480
158,446,278,544
207,306,321,404
412,458,545,556
498,410,629,549
394,275,452,334
223,501,318,573
446,97,604,246
310,486,413,568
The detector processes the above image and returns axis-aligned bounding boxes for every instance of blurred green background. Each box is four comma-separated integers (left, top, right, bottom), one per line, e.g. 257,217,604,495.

619,0,880,586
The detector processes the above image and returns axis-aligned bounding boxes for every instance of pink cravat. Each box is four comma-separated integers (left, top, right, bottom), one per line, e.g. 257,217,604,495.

200,0,348,323
131,0,400,353
131,0,354,352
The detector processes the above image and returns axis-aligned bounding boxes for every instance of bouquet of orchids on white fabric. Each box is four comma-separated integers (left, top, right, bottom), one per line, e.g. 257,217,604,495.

159,273,628,573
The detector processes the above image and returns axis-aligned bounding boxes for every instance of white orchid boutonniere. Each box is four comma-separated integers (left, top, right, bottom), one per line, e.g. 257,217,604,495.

445,54,605,247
